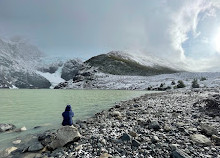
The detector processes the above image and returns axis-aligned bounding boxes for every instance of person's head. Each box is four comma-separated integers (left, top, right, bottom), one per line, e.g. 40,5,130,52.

65,105,72,111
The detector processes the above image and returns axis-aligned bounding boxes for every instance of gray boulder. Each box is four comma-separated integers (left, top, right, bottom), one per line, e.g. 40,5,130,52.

119,133,131,141
131,139,141,147
190,134,212,146
28,142,44,152
149,121,161,131
212,135,220,145
38,130,57,146
16,135,42,153
47,126,81,150
200,123,218,136
171,149,191,158
0,123,16,132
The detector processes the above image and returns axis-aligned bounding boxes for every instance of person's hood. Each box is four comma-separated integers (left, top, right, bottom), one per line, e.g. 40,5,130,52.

65,105,72,111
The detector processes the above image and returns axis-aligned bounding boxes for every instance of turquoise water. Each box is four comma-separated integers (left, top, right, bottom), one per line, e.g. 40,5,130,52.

0,89,154,149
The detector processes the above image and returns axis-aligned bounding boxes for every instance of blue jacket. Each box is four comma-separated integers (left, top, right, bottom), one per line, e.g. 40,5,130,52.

62,105,74,126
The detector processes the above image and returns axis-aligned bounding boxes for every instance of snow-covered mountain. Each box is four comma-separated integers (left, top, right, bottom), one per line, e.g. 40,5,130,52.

0,37,51,88
108,51,183,70
0,41,189,89
0,36,87,88
85,51,181,76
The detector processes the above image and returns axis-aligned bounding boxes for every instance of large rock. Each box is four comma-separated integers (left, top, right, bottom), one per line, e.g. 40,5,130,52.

119,133,131,141
200,123,217,136
0,123,16,132
195,94,220,117
28,142,44,152
12,140,21,145
99,153,113,158
16,135,43,153
1,147,17,157
190,134,212,146
211,135,220,145
15,126,27,132
131,139,141,147
111,111,122,117
171,149,191,158
151,135,159,143
149,121,161,131
47,126,81,150
38,130,57,147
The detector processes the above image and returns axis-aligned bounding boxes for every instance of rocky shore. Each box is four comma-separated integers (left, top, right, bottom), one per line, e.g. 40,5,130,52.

2,88,220,158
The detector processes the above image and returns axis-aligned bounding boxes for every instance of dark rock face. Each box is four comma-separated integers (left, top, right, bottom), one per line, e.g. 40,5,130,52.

0,123,16,132
38,62,63,74
13,72,51,88
54,82,68,89
61,60,84,81
0,70,51,89
0,76,11,88
195,94,220,117
39,66,59,74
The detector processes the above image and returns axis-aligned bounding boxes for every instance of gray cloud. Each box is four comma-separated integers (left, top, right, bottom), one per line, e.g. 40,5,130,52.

0,0,220,71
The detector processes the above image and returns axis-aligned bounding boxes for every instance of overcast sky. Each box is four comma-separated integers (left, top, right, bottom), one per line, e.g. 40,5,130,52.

0,0,220,71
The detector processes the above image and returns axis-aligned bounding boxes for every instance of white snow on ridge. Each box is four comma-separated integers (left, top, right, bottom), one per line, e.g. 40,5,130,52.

62,72,220,90
36,66,65,88
108,51,183,71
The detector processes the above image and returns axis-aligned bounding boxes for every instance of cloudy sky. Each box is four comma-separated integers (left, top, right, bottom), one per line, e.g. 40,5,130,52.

0,0,220,71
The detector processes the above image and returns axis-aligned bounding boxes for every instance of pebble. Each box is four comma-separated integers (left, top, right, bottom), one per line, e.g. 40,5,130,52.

120,133,131,141
12,140,21,145
151,136,159,143
132,139,141,147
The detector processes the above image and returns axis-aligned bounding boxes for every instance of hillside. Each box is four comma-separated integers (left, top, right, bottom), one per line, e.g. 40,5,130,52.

0,37,51,88
85,51,180,76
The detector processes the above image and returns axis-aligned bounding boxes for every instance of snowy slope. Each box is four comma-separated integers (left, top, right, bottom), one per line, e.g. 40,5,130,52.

0,37,51,88
56,71,220,90
108,51,183,70
0,38,43,71
85,51,180,76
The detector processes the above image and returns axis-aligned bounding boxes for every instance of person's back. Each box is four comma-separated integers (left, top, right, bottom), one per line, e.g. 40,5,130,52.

62,105,74,126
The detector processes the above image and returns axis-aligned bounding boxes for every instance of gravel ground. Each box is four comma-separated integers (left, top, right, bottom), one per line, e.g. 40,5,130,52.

6,88,220,158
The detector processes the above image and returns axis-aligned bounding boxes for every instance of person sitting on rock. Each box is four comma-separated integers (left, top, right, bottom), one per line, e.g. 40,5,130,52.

62,105,74,126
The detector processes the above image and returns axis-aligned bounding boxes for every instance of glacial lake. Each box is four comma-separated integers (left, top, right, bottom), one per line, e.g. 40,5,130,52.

0,89,157,150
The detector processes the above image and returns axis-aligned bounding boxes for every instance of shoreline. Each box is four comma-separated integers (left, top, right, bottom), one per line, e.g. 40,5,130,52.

2,88,220,157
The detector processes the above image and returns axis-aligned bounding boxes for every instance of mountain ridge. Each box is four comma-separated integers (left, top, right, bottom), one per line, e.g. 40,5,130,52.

85,51,181,76
0,40,183,89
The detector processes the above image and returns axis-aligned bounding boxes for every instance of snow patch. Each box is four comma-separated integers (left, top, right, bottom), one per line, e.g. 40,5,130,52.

36,66,65,88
